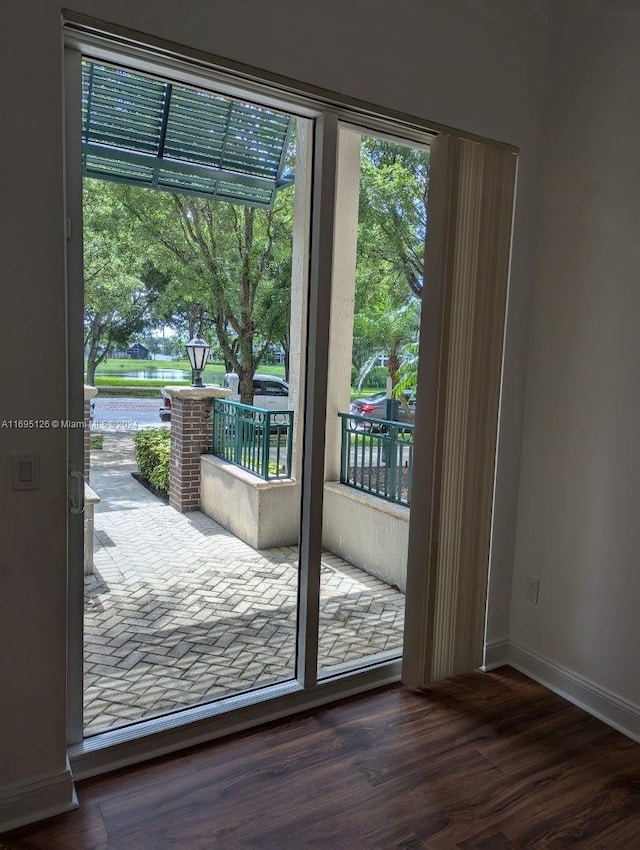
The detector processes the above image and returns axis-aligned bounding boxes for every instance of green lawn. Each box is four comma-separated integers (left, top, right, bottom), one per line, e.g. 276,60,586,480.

88,358,382,400
92,358,286,380
94,376,182,387
91,359,283,393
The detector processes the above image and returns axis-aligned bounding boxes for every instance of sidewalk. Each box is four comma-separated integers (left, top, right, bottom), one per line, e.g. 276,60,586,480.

85,432,405,736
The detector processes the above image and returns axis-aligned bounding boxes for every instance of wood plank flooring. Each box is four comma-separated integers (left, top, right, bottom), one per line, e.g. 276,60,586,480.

3,667,639,848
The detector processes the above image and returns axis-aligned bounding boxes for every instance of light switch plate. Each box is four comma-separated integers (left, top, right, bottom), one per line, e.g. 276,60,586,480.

11,454,40,490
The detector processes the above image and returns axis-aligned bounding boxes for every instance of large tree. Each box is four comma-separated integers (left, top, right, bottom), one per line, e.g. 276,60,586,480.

83,180,151,384
357,138,429,301
118,185,294,403
140,260,214,343
351,138,430,413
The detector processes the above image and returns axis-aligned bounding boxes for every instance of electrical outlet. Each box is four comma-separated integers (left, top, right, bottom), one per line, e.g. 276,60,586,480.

525,576,540,603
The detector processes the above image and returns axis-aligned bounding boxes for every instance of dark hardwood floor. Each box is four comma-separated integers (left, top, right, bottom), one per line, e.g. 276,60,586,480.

3,667,639,848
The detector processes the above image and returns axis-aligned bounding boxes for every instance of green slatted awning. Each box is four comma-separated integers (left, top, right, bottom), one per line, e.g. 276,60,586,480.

82,61,294,209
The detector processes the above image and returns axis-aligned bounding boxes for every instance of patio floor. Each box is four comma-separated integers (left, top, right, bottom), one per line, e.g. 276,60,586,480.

85,432,405,736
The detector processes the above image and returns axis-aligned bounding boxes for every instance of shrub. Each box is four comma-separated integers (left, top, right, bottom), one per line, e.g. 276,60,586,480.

133,428,171,494
364,366,388,388
149,441,171,493
351,365,388,390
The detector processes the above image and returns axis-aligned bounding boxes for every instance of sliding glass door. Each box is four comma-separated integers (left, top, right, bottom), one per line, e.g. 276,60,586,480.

65,23,516,766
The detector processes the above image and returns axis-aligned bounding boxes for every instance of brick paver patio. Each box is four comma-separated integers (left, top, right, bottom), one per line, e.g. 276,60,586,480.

85,431,405,736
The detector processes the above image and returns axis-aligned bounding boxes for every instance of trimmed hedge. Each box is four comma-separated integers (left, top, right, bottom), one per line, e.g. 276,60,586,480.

133,428,171,495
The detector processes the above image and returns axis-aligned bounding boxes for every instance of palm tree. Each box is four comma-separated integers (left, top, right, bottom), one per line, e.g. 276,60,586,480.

353,296,420,392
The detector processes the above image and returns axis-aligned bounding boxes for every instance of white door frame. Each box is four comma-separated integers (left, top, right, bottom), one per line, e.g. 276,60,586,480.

65,45,88,746
63,17,515,778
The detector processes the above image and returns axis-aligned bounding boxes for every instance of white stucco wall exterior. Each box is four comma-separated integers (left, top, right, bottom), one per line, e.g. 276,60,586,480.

322,483,409,592
200,455,300,549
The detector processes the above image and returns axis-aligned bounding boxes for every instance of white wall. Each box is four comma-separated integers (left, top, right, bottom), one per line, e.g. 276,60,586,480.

200,456,300,549
323,483,410,592
0,0,549,827
511,0,640,713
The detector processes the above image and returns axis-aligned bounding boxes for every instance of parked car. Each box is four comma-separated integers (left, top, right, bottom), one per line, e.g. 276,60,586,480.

349,390,415,429
159,389,172,420
159,373,289,420
223,373,289,410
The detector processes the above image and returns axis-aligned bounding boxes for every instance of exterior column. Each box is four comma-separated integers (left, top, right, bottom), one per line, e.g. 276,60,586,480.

84,384,98,482
288,119,312,480
165,385,230,513
324,128,361,481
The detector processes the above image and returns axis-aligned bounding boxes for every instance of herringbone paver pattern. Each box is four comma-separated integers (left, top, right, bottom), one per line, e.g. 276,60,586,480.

85,433,405,736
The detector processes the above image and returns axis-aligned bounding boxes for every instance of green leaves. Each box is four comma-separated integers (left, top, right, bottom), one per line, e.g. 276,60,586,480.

353,137,428,392
133,428,171,494
82,130,428,401
83,179,153,382
111,180,295,401
357,137,429,300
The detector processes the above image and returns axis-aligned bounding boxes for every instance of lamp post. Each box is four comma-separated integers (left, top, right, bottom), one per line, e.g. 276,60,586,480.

186,336,210,387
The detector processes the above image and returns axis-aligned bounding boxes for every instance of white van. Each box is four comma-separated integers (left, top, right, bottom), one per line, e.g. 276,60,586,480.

223,373,289,410
159,372,289,420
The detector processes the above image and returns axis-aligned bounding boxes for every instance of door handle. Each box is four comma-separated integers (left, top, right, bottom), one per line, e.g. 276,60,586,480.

69,466,85,515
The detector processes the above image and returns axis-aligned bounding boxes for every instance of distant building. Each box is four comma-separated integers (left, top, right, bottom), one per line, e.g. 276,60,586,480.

128,342,151,360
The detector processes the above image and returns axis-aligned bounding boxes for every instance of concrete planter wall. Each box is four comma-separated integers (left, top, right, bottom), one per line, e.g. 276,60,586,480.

322,481,409,592
200,454,300,549
201,459,409,591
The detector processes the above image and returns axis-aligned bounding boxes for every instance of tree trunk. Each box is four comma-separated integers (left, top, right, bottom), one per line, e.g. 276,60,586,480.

86,336,100,386
283,331,290,383
387,353,401,388
238,367,254,405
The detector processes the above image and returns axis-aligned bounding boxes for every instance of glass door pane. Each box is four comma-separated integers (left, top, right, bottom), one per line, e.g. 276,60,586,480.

80,58,312,735
318,127,429,677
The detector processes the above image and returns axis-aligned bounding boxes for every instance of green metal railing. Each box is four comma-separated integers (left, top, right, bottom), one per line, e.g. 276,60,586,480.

339,412,414,506
213,399,293,480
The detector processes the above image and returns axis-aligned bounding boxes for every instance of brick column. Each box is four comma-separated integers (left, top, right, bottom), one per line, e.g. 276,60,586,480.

166,386,230,513
84,385,98,482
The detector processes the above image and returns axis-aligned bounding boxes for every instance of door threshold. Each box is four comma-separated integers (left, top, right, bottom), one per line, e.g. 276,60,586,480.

69,661,401,780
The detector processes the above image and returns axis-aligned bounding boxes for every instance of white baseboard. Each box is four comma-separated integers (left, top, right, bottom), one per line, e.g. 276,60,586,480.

507,639,640,743
0,760,77,834
482,637,509,671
